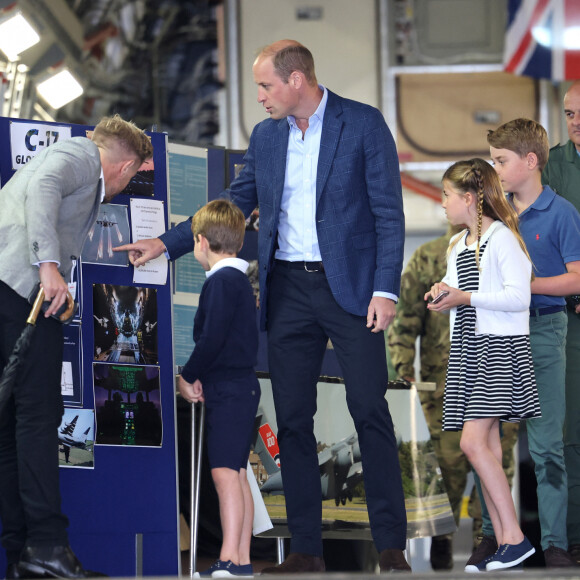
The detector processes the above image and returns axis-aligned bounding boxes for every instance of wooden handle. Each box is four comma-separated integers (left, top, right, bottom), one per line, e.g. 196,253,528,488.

59,292,76,323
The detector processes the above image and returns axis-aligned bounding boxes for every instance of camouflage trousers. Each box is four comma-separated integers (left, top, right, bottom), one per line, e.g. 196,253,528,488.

421,396,519,545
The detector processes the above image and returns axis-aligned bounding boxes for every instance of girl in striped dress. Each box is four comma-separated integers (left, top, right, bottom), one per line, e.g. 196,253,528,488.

426,158,541,572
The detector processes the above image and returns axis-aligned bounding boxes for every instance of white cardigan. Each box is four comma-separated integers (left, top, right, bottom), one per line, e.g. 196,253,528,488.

442,221,532,339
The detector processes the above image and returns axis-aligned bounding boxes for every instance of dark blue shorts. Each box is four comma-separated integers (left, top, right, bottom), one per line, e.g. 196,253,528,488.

203,373,260,471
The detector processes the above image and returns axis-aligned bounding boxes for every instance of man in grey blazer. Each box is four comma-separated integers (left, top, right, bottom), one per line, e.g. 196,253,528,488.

0,115,152,579
117,40,409,573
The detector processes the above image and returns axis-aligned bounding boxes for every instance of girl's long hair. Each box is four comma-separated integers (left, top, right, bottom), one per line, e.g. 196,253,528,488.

443,158,533,275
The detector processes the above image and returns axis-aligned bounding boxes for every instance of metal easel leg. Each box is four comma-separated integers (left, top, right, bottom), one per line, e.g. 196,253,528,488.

276,537,285,565
189,401,205,578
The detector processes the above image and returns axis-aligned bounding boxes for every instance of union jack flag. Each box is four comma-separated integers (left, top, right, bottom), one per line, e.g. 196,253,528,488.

504,0,580,81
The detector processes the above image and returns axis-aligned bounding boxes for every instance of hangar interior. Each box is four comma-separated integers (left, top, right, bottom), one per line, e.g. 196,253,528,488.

0,0,577,576
0,0,570,240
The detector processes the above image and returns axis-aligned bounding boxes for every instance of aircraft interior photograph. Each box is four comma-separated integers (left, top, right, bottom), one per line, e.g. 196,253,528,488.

1,0,580,578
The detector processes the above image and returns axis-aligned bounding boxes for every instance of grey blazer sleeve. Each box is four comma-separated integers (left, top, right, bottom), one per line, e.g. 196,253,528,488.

0,137,103,298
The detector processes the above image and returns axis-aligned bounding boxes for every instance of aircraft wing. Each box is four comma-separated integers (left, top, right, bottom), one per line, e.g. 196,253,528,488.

345,461,363,488
60,415,79,436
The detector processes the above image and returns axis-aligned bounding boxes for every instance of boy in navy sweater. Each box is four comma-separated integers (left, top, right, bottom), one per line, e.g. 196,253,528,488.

179,199,260,578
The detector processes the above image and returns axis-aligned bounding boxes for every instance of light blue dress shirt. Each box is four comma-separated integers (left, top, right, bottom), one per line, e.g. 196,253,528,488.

275,86,327,263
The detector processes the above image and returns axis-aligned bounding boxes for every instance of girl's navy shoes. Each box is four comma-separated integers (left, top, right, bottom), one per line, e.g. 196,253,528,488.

486,537,535,571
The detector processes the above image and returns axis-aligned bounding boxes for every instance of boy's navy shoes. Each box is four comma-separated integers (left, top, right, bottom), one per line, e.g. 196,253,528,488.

193,560,253,578
486,537,535,571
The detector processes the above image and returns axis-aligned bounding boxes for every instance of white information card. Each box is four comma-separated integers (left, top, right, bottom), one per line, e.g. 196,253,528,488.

130,198,168,285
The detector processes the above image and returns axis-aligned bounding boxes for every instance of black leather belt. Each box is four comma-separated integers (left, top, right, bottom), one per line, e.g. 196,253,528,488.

529,305,567,317
275,259,324,272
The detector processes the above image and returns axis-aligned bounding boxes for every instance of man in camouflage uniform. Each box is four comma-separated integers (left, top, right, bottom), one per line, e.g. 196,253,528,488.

387,227,519,570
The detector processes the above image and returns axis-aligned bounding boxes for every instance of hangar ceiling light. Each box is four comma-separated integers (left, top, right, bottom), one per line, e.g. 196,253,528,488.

36,68,83,109
0,10,40,62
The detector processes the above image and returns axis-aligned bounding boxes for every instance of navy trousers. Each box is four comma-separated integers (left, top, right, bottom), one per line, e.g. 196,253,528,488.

0,282,68,564
266,264,407,556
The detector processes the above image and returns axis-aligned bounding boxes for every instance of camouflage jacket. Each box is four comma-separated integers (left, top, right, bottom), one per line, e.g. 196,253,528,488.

387,230,456,399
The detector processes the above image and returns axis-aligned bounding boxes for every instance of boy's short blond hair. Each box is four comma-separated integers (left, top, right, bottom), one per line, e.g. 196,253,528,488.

192,199,246,255
486,118,549,172
92,114,153,164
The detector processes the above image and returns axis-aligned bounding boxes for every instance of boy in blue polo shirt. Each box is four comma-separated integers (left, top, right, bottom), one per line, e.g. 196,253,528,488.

178,199,260,578
486,118,580,569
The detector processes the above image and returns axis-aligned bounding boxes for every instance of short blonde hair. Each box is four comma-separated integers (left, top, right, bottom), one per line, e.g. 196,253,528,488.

192,199,245,255
487,118,549,172
92,114,153,164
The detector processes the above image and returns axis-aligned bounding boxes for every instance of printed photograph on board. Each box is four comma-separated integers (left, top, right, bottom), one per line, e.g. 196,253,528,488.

123,157,154,197
93,284,158,364
82,204,130,266
93,363,162,447
62,323,83,406
250,382,455,540
86,130,154,196
58,408,95,469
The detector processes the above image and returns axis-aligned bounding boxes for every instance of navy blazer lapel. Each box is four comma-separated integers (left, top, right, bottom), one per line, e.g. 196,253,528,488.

272,119,289,213
316,91,343,205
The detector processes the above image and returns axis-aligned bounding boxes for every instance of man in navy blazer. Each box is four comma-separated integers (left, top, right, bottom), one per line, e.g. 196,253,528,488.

118,40,408,573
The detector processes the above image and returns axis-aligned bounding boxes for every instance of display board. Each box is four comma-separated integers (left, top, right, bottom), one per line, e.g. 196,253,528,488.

252,379,455,541
0,117,179,576
167,143,225,373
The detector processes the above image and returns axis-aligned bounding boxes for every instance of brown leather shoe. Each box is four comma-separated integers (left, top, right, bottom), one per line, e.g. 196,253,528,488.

569,543,580,564
544,545,579,568
261,553,325,574
379,549,411,573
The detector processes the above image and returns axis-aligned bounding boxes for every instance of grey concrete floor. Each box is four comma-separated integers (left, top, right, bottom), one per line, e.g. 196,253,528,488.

182,512,576,577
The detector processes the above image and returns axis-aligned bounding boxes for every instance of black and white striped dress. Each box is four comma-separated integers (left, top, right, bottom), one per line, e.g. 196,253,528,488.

442,238,541,431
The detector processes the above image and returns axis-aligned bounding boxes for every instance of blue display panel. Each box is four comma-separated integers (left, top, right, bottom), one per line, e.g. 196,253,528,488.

0,117,179,576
